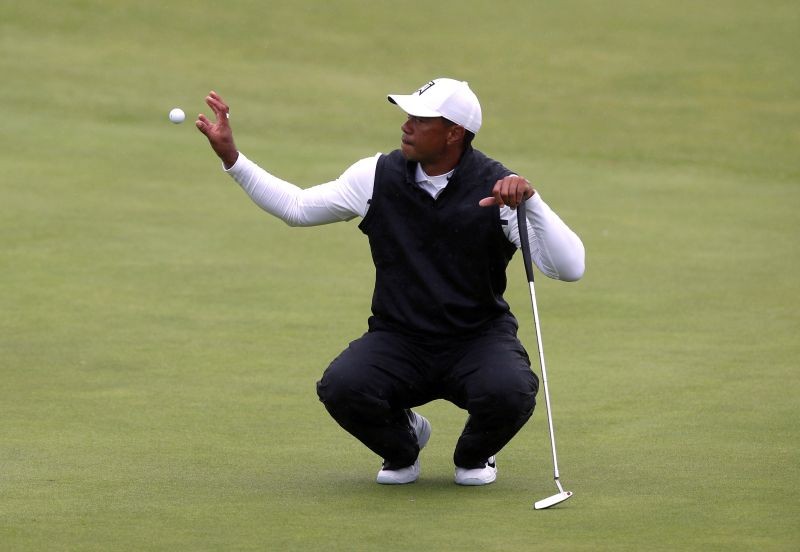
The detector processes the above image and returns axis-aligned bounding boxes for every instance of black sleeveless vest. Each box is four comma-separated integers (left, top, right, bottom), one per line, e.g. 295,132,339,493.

358,147,518,337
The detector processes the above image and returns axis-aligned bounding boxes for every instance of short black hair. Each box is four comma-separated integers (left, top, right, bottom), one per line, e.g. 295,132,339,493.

463,130,475,147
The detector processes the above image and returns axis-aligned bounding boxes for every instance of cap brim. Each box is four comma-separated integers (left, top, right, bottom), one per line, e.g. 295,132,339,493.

387,94,442,118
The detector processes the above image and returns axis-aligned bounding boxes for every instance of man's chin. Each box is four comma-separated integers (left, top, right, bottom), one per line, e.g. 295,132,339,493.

400,143,416,160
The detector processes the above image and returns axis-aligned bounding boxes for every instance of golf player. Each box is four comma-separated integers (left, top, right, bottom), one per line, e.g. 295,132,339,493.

196,78,585,485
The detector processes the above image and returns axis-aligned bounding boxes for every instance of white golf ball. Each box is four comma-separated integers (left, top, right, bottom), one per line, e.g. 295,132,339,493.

169,108,185,124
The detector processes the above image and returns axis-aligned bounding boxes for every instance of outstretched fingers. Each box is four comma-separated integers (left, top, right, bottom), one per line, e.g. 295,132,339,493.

195,113,212,134
196,90,239,168
205,91,230,124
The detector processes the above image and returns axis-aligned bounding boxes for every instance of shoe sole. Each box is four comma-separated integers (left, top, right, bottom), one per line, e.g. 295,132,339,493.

376,472,419,485
454,472,497,486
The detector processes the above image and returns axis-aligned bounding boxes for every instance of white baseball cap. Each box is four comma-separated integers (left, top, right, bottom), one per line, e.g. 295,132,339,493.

388,78,482,134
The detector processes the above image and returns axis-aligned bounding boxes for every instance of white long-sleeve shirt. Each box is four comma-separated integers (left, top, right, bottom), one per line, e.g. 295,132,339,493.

225,152,585,281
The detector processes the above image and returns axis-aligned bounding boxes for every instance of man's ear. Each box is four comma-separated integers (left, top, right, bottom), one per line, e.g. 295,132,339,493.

447,124,466,146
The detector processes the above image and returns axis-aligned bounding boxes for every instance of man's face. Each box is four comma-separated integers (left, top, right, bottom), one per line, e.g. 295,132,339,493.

400,115,453,164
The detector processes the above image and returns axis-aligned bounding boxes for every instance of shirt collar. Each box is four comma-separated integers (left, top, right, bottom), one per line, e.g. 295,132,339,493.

415,164,454,184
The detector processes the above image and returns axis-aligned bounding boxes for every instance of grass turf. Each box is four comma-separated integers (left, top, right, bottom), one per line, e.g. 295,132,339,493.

2,1,798,550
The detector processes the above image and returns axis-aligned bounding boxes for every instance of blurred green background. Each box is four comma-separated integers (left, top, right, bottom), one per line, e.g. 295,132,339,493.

2,1,798,550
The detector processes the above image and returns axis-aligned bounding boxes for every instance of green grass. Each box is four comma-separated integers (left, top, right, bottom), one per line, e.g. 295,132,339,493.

2,0,798,550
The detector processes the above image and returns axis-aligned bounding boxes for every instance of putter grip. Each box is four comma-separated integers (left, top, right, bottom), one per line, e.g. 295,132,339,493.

517,199,535,283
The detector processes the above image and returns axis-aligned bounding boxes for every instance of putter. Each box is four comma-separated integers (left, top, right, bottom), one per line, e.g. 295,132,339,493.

516,198,573,510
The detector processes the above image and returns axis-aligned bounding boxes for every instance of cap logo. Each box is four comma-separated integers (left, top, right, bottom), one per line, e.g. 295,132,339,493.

416,81,436,96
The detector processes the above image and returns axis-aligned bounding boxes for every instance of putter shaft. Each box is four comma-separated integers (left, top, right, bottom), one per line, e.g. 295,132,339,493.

517,200,573,509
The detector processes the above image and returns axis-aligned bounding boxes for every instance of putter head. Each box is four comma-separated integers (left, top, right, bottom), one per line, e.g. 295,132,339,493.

534,490,573,510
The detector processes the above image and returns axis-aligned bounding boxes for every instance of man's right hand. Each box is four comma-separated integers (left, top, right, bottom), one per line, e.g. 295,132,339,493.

196,91,239,169
478,175,535,210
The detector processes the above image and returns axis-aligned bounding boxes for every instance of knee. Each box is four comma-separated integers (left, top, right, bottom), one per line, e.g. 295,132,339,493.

475,371,538,419
509,370,538,415
498,388,537,420
316,362,384,418
316,366,355,409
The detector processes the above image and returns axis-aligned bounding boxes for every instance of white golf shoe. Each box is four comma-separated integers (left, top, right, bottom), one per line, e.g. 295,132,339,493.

376,458,420,485
376,411,431,485
454,456,497,486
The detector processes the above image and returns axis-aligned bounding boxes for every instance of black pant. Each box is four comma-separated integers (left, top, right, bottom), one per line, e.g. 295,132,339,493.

316,318,539,470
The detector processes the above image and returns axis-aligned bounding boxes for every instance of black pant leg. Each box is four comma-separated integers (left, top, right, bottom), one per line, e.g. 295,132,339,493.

444,326,539,469
316,330,430,469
